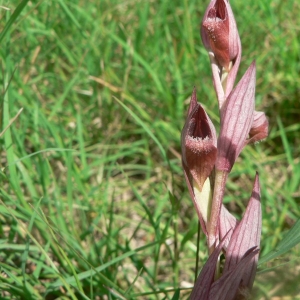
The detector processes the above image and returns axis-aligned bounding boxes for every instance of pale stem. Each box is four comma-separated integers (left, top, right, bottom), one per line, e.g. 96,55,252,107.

221,68,229,92
209,53,225,109
207,169,228,252
220,61,232,96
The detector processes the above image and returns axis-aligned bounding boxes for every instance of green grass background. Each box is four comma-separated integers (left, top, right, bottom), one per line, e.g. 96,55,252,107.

0,0,299,299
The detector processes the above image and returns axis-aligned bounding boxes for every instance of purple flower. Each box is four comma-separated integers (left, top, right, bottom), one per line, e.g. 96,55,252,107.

201,0,242,105
182,89,217,191
201,0,240,71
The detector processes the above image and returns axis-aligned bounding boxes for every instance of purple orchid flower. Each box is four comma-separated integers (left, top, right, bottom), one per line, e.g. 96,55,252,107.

181,88,217,230
223,173,262,291
181,88,217,192
201,0,242,106
201,0,240,71
181,89,239,238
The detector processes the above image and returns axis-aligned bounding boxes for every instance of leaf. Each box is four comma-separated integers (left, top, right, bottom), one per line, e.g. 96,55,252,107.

171,289,180,300
0,0,30,45
114,97,168,163
259,218,300,265
49,240,159,289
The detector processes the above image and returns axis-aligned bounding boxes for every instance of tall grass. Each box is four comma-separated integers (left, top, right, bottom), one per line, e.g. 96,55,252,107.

0,0,299,298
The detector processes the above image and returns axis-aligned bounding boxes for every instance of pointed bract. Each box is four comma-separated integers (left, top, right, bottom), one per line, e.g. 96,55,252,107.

190,233,230,300
216,61,256,172
188,86,198,115
208,247,260,300
223,173,261,290
219,205,239,249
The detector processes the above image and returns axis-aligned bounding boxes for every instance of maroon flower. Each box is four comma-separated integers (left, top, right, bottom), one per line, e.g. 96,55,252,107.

201,0,242,104
181,88,217,228
201,0,240,71
182,90,217,191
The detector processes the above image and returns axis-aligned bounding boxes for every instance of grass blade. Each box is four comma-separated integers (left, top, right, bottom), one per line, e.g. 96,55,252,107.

259,218,300,265
0,0,30,45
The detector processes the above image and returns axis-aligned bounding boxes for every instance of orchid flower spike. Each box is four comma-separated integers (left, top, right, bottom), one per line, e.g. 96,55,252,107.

182,0,268,297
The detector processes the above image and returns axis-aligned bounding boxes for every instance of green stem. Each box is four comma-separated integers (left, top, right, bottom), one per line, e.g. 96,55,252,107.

194,221,201,283
173,213,179,287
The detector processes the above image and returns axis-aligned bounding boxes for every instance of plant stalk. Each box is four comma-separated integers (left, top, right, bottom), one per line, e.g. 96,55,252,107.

207,169,228,252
